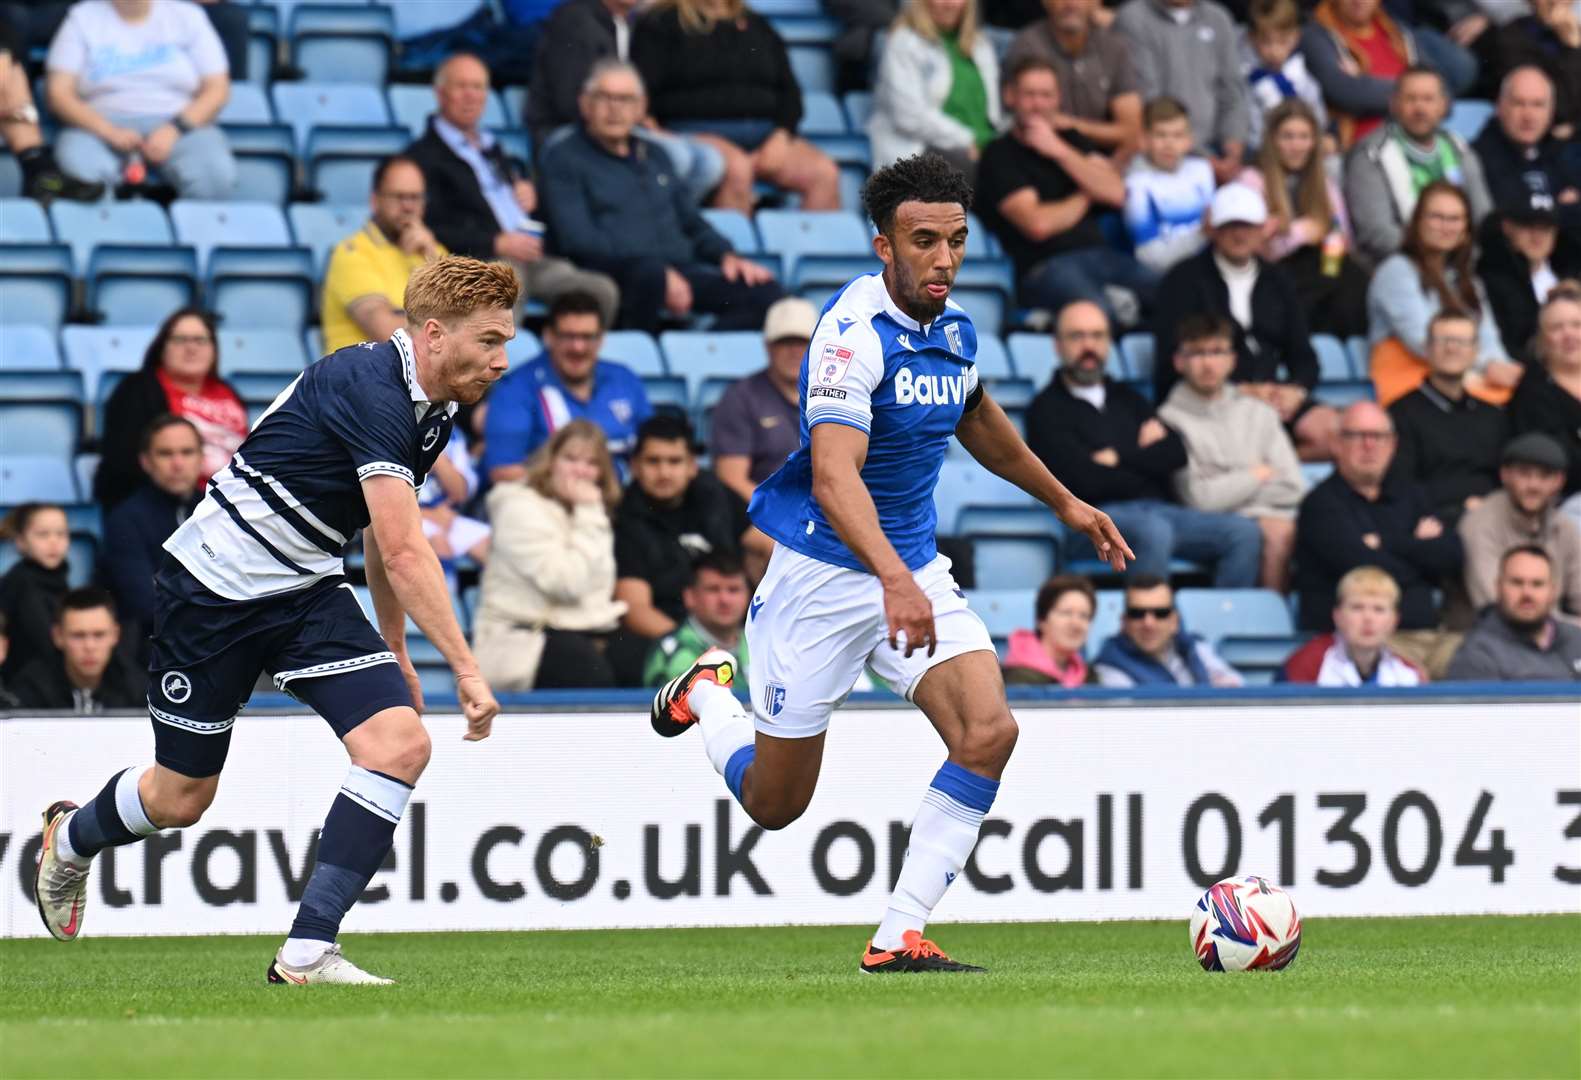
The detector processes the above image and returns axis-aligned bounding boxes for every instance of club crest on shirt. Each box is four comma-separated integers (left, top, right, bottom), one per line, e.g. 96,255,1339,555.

817,343,855,386
944,322,963,355
610,398,633,424
763,684,786,717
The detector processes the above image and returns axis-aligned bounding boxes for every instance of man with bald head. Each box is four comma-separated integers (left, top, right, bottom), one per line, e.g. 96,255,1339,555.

1473,65,1581,234
1026,299,1262,584
1294,400,1464,671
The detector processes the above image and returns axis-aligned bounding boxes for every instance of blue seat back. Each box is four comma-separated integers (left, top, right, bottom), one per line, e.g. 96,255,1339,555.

61,325,158,404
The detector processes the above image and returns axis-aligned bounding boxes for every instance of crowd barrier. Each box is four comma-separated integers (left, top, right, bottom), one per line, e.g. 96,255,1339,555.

2,694,1577,938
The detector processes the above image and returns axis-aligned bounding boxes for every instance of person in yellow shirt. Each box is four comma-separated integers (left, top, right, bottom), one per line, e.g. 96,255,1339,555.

321,155,447,353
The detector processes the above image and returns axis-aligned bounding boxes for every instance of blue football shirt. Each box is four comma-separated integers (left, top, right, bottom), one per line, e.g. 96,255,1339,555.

481,355,652,474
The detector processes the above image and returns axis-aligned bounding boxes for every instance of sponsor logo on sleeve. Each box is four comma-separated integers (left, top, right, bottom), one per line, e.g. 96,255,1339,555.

808,386,848,400
817,343,856,386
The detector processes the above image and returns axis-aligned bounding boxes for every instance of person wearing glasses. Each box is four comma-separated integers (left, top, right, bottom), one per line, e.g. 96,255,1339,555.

1294,400,1464,675
1385,310,1508,528
321,156,445,355
1092,574,1243,688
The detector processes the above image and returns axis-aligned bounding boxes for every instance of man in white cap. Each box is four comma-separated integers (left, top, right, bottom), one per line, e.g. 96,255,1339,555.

1153,180,1339,461
711,296,820,503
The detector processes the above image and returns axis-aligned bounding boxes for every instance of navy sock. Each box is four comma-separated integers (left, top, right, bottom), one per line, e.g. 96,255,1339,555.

66,767,156,859
288,767,412,943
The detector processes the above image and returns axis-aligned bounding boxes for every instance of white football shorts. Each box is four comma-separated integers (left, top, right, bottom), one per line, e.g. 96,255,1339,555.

744,544,995,738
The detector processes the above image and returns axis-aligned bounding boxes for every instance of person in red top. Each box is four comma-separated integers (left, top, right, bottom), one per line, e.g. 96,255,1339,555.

1303,0,1417,148
94,308,248,510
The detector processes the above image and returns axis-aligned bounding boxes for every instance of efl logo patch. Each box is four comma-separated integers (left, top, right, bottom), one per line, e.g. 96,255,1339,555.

763,684,786,717
817,343,855,386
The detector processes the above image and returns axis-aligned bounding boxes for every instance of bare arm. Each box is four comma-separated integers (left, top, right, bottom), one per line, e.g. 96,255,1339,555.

179,73,228,128
1059,149,1126,208
45,71,120,141
347,296,408,346
714,454,756,504
615,577,679,638
1068,92,1143,159
998,187,1092,245
955,390,1133,571
362,521,422,711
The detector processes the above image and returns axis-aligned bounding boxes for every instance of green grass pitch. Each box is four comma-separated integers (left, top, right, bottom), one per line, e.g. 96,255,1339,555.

2,915,1576,1078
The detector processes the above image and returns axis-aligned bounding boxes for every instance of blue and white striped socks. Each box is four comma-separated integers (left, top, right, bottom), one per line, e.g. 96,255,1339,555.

873,761,999,951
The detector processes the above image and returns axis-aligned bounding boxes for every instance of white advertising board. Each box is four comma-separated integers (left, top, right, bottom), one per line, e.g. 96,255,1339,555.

2,702,1578,938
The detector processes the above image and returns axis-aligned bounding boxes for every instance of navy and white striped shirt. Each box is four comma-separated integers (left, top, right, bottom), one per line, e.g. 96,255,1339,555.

165,330,457,601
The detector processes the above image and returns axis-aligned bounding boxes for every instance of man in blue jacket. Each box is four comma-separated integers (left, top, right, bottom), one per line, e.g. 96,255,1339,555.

1093,575,1244,687
537,59,784,333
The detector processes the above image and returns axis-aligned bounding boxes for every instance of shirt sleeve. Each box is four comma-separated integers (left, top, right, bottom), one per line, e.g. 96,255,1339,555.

44,6,87,73
321,373,419,486
804,317,884,434
181,2,230,77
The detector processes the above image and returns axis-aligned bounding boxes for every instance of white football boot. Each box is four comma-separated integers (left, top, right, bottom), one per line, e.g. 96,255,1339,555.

267,944,395,986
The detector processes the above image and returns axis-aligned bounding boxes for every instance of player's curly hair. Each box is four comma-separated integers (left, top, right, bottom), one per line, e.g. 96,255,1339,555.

860,152,973,237
403,256,519,326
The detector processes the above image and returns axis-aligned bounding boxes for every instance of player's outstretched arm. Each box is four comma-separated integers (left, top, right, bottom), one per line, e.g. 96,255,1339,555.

363,474,500,741
811,423,937,657
955,389,1134,572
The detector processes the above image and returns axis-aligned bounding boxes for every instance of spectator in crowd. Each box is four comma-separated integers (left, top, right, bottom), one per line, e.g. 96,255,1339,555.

1153,182,1338,461
484,291,653,483
1294,400,1463,673
978,57,1151,325
869,0,1002,179
1159,313,1305,590
475,420,626,690
539,60,785,335
419,429,491,567
643,551,752,686
525,0,726,203
612,415,754,685
1280,565,1427,685
1367,180,1518,407
1093,573,1244,686
100,415,201,660
633,0,841,212
712,297,818,503
1458,432,1581,623
1478,197,1581,365
1239,0,1328,153
321,156,444,354
1002,573,1096,686
1387,310,1508,528
1025,300,1263,585
0,18,102,201
0,503,70,685
1508,284,1581,498
828,0,898,87
0,613,18,709
1003,0,1143,160
1302,0,1420,148
407,52,620,324
94,308,246,509
1472,65,1581,236
1446,544,1581,679
1493,0,1580,138
1239,100,1370,339
1114,0,1248,183
46,0,235,199
1343,66,1492,266
12,588,145,712
1123,96,1215,273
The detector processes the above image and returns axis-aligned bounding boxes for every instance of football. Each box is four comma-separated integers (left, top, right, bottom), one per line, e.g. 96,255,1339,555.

1190,875,1303,972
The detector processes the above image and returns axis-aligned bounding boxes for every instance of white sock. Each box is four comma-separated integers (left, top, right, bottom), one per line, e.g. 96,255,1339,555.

873,762,999,951
691,679,754,777
280,937,332,968
56,811,88,867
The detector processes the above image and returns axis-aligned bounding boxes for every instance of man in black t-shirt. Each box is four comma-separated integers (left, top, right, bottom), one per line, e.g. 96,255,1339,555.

976,56,1159,324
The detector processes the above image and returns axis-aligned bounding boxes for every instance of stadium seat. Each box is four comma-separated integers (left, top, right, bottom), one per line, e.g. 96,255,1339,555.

1218,634,1307,681
387,83,506,139
642,374,690,414
701,208,760,254
1175,588,1293,646
947,288,1005,339
289,3,395,84
0,370,84,402
230,371,295,402
756,208,873,283
288,202,366,275
269,82,390,151
660,331,766,406
246,28,277,86
788,44,835,94
226,127,298,205
0,325,60,370
169,200,296,270
0,401,81,459
0,152,19,198
1345,335,1371,380
1311,333,1354,382
0,196,51,242
389,0,479,40
1300,461,1333,488
504,329,544,371
963,588,1030,642
218,329,311,375
1087,589,1126,655
170,201,313,329
305,326,325,360
972,333,1013,380
601,331,666,377
842,91,872,132
771,15,840,44
1007,332,1056,388
218,82,275,125
1313,380,1375,408
801,91,848,136
1445,99,1493,141
502,86,528,128
61,325,158,405
305,125,410,203
956,505,1059,589
50,201,198,323
934,458,1037,535
1120,332,1154,384
73,452,99,501
0,200,71,331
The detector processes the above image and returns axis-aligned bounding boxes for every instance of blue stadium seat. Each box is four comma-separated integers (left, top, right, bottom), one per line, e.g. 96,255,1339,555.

389,0,478,39
963,588,1031,642
1311,333,1354,382
771,15,840,44
61,325,158,404
0,370,84,402
660,331,766,406
230,371,295,402
1345,335,1371,380
934,458,1036,536
642,374,689,413
502,86,528,129
1313,380,1375,408
305,125,410,203
1218,634,1307,682
0,325,60,370
1300,461,1333,488
0,199,71,331
305,326,325,360
807,132,871,170
972,333,1013,380
701,208,760,253
956,506,1059,589
170,201,312,329
0,455,78,508
947,287,1006,338
601,331,666,377
837,164,867,216
801,91,848,136
1007,332,1055,387
73,453,98,502
788,44,835,94
0,401,80,459
289,3,395,84
842,91,872,131
49,199,174,272
754,0,823,15
218,82,275,125
1176,588,1293,646
246,28,276,86
168,200,295,270
504,329,544,371
1087,589,1126,656
269,82,390,151
757,208,873,284
288,202,366,275
0,152,20,198
218,329,311,375
224,123,298,205
1120,332,1154,384
1,196,51,242
1445,99,1493,141
387,83,506,139
50,201,198,324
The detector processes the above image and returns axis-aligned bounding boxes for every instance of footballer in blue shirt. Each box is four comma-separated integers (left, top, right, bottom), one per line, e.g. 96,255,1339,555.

649,154,1133,972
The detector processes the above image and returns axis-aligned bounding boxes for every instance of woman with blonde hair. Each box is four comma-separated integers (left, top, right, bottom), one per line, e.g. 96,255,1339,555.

474,420,627,691
869,0,1000,178
633,0,841,212
1238,98,1367,337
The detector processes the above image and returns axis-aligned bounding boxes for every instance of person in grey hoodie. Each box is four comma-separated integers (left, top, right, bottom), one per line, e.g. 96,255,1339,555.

1447,544,1581,680
1113,0,1248,183
1158,312,1305,590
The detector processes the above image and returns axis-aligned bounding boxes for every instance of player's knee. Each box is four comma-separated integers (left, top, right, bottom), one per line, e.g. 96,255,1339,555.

148,783,216,829
356,721,432,782
750,800,809,831
958,710,1018,772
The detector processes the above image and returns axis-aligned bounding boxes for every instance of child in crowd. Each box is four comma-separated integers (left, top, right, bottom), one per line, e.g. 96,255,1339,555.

1240,0,1328,154
1124,97,1217,274
0,503,71,685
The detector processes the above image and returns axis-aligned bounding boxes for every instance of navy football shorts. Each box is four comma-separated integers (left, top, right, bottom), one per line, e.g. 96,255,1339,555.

146,558,412,778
